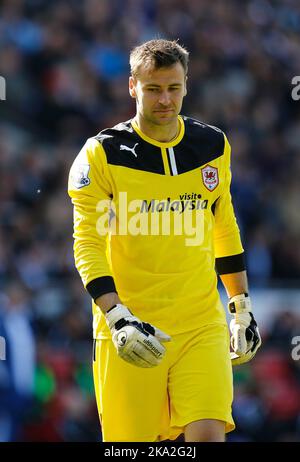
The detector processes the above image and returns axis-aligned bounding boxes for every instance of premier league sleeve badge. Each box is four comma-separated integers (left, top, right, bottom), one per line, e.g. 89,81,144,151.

71,163,91,189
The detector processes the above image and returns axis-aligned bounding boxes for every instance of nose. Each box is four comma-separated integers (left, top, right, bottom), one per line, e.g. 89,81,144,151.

158,91,171,106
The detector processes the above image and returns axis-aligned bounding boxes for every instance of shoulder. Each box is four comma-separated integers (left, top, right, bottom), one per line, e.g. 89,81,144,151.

94,120,138,149
182,115,226,150
73,118,136,163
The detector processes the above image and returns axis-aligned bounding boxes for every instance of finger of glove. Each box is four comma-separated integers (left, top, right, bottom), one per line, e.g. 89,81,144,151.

121,335,163,367
153,327,171,343
250,331,262,354
230,351,244,366
113,331,160,367
140,322,171,342
142,333,167,358
230,321,248,355
231,350,254,366
118,348,156,368
133,340,162,366
245,321,262,353
140,322,155,336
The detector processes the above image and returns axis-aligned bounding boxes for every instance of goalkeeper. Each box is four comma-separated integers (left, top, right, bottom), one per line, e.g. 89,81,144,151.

68,39,261,442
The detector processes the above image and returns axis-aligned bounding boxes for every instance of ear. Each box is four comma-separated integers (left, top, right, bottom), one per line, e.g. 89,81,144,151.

183,76,188,96
129,76,136,98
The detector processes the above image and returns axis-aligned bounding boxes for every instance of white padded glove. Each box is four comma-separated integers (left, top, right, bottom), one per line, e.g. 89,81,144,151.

228,293,262,366
105,304,171,368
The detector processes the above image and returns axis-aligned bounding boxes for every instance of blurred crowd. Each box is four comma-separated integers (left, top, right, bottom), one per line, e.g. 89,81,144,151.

0,0,300,442
230,310,300,442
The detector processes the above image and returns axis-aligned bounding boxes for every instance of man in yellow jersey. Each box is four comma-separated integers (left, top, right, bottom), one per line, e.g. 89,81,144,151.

68,39,261,442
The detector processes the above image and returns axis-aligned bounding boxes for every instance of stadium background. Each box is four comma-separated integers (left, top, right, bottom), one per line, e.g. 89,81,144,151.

0,0,300,442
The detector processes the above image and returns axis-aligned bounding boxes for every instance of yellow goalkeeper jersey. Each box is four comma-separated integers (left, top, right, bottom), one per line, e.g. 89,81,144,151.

68,115,244,339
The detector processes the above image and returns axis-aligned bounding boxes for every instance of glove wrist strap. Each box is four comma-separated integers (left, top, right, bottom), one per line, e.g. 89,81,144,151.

228,293,252,314
105,303,132,328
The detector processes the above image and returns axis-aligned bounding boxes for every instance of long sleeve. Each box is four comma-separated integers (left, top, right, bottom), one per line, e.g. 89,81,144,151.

213,134,244,259
68,137,116,298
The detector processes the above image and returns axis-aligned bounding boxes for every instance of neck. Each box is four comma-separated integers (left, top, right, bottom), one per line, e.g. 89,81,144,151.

133,114,179,143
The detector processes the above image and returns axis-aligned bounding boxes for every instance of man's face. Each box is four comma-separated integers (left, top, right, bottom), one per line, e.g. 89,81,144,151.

129,62,187,127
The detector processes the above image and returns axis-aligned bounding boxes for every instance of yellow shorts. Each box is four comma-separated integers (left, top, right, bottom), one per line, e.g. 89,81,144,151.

93,322,234,442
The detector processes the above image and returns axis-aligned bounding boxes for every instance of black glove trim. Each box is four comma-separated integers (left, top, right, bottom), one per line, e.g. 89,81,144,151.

114,318,152,338
246,313,260,352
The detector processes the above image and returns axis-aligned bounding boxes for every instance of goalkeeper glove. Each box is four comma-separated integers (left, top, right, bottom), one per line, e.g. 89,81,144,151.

105,304,171,368
228,293,261,366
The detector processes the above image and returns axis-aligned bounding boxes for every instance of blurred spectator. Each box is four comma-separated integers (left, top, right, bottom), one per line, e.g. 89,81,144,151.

0,283,35,441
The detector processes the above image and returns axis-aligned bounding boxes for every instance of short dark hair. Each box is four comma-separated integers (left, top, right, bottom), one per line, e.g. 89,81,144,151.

130,39,189,78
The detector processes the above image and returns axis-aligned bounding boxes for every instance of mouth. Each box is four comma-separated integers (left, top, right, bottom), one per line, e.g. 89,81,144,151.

154,109,174,114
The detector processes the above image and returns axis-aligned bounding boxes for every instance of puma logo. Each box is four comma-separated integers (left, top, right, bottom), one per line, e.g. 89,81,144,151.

120,143,138,157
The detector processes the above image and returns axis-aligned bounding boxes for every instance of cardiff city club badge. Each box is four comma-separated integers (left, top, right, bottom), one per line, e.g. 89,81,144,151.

201,165,219,191
72,163,91,189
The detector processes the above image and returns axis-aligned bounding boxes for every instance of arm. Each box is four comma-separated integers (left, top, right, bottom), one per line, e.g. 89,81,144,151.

68,138,170,367
214,134,261,365
68,138,117,300
95,292,122,314
219,270,248,299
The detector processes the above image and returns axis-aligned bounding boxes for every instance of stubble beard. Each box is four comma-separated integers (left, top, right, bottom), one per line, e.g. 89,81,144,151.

144,109,178,128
